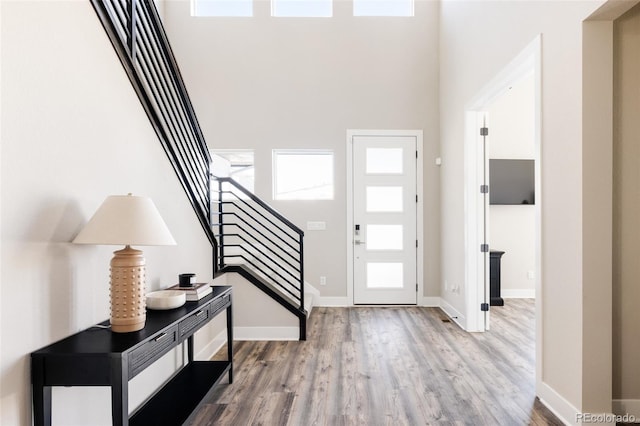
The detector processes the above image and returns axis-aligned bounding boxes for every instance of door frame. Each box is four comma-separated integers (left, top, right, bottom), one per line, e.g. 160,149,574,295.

463,34,541,383
346,129,424,306
464,110,491,332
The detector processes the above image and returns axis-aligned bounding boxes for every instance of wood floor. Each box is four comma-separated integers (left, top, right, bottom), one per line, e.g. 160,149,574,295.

192,299,562,425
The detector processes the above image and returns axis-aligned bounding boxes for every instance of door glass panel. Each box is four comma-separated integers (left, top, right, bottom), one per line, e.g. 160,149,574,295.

366,224,403,250
366,148,403,174
367,262,403,288
366,186,403,212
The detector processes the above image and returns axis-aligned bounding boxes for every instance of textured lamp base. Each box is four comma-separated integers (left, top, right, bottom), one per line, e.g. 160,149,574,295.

110,245,146,333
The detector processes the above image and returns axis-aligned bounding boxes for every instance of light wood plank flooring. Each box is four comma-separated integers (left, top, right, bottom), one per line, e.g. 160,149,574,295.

192,299,561,425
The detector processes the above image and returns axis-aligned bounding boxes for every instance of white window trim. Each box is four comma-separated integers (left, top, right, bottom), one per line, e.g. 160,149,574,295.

353,0,415,17
272,149,335,200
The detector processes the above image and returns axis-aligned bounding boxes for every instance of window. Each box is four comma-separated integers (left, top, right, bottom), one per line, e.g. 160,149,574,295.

353,0,414,17
272,0,332,17
273,150,334,200
192,0,253,17
211,150,255,194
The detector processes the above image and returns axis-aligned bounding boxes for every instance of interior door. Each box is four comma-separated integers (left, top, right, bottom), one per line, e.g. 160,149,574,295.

481,116,491,330
352,135,417,304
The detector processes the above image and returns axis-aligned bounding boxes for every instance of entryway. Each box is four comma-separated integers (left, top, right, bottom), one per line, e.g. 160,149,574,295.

347,130,423,305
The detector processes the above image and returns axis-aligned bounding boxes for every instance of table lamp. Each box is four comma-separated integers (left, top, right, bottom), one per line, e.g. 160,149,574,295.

73,194,176,332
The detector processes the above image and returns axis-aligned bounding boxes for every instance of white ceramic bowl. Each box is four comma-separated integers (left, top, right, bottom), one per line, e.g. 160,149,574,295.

146,290,186,310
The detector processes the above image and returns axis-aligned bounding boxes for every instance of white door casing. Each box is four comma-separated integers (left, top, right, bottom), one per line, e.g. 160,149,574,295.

350,133,418,304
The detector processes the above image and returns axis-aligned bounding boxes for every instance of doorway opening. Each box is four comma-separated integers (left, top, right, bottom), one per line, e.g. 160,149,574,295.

463,35,542,386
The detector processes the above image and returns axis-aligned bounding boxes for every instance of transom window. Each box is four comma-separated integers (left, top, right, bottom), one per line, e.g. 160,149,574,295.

271,0,332,17
354,0,414,17
192,0,415,17
191,0,253,17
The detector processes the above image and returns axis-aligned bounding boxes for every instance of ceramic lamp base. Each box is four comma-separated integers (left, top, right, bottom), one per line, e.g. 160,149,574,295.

110,245,146,333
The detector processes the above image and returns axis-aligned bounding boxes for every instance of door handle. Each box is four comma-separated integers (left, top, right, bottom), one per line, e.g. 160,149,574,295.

354,240,366,245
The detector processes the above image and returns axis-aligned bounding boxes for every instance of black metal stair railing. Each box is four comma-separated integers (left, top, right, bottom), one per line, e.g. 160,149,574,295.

212,177,306,321
91,0,308,340
90,0,215,264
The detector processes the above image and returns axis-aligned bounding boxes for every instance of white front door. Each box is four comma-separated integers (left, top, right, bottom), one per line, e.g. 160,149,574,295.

351,134,418,304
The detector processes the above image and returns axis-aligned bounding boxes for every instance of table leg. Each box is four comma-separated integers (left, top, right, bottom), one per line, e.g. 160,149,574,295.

32,385,51,426
32,356,51,426
227,301,233,384
111,357,128,426
187,336,194,363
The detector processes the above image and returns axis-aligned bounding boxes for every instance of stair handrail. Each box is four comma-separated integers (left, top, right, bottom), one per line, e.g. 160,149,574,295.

215,177,304,236
213,176,305,312
90,0,217,272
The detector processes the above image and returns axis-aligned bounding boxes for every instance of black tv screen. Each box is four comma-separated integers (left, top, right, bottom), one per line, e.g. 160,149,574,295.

489,159,535,205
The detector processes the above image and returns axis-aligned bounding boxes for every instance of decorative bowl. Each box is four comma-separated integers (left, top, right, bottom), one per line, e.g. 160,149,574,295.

146,290,186,310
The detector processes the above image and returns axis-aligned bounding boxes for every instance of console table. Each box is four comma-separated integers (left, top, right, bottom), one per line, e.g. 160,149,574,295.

31,285,232,426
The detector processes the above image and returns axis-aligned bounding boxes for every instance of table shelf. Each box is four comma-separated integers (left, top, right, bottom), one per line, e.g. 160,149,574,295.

130,361,231,426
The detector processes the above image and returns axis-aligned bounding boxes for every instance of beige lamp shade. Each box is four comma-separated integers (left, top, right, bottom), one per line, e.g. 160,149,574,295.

73,194,176,333
73,194,176,246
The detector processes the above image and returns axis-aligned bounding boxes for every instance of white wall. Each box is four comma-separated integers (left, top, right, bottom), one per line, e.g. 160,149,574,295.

612,2,640,410
163,0,441,304
0,2,220,424
223,273,299,340
439,0,605,418
488,73,536,297
489,207,535,295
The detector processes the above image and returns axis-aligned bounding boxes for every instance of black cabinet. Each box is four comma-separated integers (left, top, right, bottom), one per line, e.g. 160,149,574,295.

490,251,505,306
31,286,233,426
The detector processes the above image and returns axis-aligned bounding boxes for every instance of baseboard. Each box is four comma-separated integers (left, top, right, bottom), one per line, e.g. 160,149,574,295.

196,326,304,356
421,297,441,307
318,296,441,307
538,381,579,425
317,296,350,307
234,326,299,341
438,298,466,330
613,399,640,419
304,282,321,299
196,329,228,360
502,289,536,298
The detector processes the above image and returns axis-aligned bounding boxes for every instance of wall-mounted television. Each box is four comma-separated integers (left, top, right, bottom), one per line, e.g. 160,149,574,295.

489,159,535,205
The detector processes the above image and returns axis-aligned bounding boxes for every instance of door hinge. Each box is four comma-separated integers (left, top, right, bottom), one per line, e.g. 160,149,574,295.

416,240,418,248
416,150,418,159
480,185,489,194
480,127,489,136
481,303,489,312
481,244,489,253
416,283,418,292
416,194,418,203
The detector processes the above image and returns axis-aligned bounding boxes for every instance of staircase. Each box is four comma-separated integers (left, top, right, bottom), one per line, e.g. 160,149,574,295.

90,0,310,340
213,176,310,340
